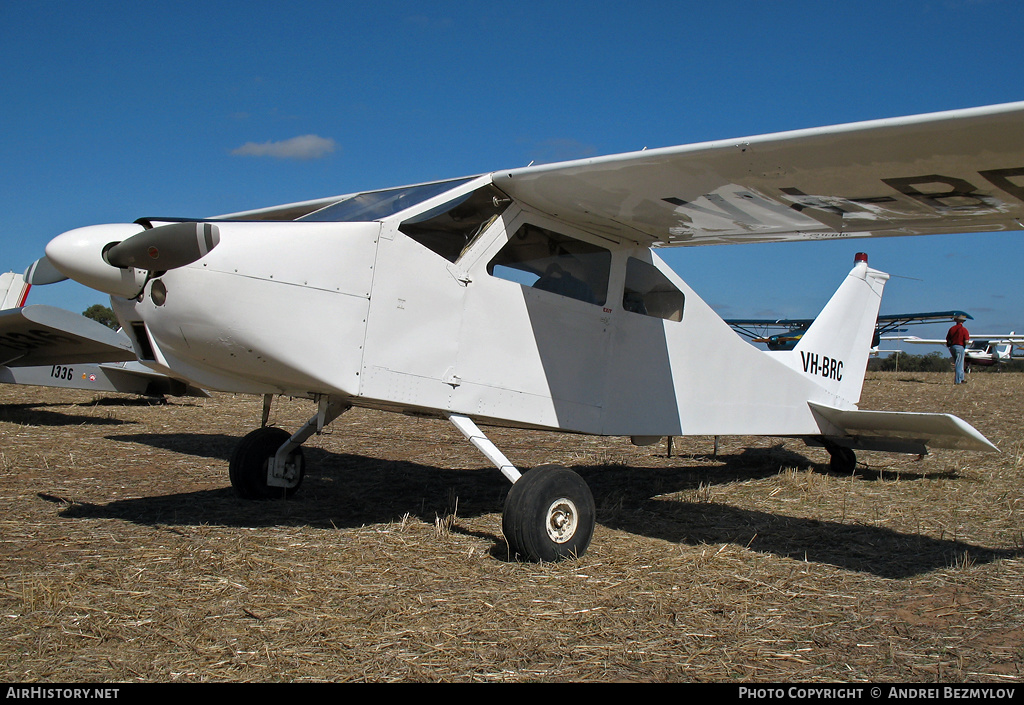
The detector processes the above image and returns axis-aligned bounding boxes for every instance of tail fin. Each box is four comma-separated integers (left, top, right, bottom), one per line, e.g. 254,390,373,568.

774,253,888,405
0,272,30,310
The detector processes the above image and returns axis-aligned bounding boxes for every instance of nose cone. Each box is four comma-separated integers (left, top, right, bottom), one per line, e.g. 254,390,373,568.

45,223,150,298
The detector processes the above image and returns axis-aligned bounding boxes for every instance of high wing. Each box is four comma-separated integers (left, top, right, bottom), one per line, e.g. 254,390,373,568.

729,311,973,351
969,334,1024,342
886,337,948,345
202,102,1024,246
726,317,819,350
0,304,136,367
874,311,975,336
489,102,1024,246
888,334,1024,344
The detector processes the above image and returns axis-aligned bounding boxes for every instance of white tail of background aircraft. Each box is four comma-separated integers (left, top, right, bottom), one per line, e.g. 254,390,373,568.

0,272,30,310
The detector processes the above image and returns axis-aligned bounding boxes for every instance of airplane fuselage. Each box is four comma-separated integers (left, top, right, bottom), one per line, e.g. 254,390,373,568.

106,178,869,439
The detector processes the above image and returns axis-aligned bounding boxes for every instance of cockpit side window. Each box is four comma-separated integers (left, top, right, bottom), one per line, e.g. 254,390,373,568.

398,184,511,263
487,224,610,306
623,257,685,322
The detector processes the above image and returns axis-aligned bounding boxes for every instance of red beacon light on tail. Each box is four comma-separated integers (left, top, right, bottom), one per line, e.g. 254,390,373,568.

855,252,868,264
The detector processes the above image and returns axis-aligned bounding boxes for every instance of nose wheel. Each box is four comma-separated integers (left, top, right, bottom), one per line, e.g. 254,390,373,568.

503,464,596,562
229,426,305,499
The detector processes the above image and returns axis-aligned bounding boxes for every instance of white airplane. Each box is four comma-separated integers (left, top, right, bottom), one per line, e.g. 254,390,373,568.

0,272,207,398
887,333,1024,368
25,101,1024,561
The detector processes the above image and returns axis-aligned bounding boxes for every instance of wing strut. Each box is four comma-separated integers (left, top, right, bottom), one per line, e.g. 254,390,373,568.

448,414,522,483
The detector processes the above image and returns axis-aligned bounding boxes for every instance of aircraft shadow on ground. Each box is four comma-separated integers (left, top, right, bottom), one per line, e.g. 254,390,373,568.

0,402,133,427
76,396,202,408
0,396,201,428
57,432,1020,577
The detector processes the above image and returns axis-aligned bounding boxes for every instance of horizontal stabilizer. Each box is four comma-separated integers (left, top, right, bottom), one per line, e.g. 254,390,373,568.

809,402,997,453
0,305,136,367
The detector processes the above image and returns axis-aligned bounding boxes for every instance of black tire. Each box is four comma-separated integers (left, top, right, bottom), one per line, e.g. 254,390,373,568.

827,444,857,474
229,427,304,500
502,465,595,562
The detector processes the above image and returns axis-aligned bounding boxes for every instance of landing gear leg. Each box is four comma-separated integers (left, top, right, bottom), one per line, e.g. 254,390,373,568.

230,397,350,500
448,414,596,562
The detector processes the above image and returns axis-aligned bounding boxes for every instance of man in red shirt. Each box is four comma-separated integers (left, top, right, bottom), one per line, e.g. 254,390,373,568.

946,314,970,384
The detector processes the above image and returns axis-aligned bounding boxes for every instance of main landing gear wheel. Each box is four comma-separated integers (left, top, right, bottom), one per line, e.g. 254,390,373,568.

229,426,304,500
825,443,857,475
502,465,596,562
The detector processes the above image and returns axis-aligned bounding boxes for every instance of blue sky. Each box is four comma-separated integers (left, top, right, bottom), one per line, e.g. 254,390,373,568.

2,0,1023,345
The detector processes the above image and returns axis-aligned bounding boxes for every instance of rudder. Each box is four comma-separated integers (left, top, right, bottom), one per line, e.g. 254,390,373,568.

774,253,888,406
0,273,30,310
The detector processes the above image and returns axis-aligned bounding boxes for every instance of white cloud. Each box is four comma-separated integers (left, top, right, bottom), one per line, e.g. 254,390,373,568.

232,134,337,160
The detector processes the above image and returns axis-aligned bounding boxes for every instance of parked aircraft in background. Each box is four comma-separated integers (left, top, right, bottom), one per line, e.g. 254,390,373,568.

886,333,1024,368
0,272,31,310
23,101,1024,561
728,311,974,351
0,272,206,399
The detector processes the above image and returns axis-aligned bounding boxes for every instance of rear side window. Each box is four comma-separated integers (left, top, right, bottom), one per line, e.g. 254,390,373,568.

488,224,610,306
623,257,685,322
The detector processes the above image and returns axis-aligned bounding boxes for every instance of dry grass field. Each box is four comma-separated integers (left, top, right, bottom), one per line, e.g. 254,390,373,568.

0,371,1021,683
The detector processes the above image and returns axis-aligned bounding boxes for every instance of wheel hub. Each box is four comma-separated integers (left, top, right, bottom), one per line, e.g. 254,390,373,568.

267,453,303,489
545,497,579,543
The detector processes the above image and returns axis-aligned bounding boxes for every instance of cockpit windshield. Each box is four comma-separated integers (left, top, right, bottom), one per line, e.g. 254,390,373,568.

298,177,475,223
